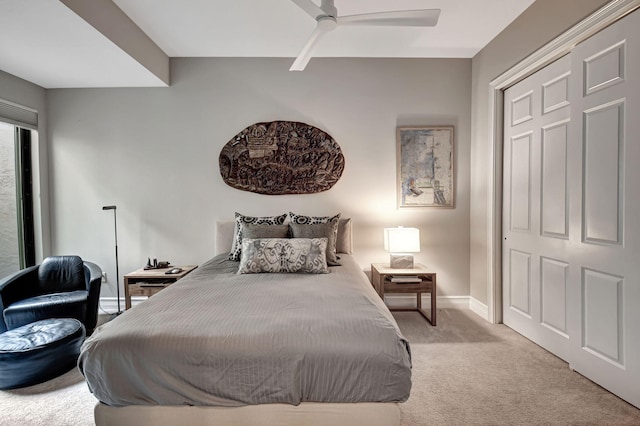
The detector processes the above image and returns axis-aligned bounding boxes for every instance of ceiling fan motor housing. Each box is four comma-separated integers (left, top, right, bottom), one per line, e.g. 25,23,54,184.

317,16,338,31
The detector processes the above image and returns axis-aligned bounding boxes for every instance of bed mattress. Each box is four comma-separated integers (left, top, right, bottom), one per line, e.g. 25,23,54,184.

78,254,412,407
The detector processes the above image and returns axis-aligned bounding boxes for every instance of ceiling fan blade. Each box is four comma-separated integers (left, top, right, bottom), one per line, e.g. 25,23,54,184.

290,0,325,19
290,25,328,71
338,9,441,27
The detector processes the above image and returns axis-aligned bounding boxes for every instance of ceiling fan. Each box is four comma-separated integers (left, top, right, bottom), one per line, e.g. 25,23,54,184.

289,0,441,71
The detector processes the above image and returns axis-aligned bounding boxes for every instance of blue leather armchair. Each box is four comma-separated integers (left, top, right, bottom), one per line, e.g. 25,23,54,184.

0,256,102,334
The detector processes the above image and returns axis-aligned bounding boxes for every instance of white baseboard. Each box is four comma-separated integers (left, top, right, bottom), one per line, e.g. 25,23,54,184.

384,294,469,310
99,296,145,314
469,297,489,321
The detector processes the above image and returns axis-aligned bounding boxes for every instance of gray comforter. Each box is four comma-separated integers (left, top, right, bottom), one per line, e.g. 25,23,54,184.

78,254,412,407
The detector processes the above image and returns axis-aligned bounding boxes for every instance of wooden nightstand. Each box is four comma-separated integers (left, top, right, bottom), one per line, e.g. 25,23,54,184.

124,265,197,309
371,263,437,326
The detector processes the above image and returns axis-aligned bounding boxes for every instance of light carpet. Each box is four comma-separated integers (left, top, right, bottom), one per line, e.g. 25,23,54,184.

0,309,638,426
396,309,640,425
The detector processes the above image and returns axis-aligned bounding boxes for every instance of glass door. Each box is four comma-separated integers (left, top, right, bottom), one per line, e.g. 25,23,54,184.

0,121,34,277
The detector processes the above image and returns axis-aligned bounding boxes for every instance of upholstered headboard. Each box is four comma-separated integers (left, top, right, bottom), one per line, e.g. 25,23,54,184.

215,220,236,256
215,218,353,257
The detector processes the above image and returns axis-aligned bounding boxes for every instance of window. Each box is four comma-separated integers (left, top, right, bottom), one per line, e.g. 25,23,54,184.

0,122,35,277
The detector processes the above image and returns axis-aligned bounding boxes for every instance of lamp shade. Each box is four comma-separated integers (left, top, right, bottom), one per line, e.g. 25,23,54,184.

384,227,420,253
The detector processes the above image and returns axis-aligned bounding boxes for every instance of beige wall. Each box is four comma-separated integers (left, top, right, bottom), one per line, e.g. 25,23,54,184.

46,57,472,300
469,0,610,307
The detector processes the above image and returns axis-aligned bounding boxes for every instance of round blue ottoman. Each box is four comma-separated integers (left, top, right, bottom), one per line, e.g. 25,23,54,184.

0,318,85,389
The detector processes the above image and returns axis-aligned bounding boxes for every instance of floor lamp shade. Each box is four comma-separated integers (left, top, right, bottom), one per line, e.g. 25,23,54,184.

384,227,420,268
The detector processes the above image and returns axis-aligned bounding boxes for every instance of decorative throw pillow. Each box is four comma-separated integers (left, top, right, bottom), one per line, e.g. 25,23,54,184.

336,218,353,254
289,221,341,266
241,223,290,240
229,213,287,261
238,238,329,274
288,212,341,225
289,213,341,265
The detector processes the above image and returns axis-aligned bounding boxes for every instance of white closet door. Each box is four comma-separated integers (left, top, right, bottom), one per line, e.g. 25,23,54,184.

503,9,640,408
567,9,640,408
503,54,572,361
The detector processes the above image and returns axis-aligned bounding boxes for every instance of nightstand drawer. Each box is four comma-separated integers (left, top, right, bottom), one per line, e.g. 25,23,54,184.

128,282,172,297
383,280,433,293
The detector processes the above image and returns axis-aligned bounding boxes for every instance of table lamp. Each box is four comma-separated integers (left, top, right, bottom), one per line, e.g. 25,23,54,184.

384,226,420,269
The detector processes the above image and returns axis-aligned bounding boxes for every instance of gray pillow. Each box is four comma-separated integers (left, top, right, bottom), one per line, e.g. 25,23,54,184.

290,220,341,266
238,238,328,274
229,212,287,261
242,223,290,240
337,218,353,254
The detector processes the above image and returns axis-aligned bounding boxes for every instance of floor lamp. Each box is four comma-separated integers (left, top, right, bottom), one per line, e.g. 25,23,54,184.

102,205,122,316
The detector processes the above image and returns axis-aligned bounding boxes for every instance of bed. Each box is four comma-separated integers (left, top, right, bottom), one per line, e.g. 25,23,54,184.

79,219,412,426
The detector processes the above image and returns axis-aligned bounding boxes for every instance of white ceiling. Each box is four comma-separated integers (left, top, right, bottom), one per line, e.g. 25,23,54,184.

0,0,535,89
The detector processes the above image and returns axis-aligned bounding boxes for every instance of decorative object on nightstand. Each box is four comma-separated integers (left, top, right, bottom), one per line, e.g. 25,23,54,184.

371,263,437,326
102,205,122,317
144,258,171,270
124,265,198,310
384,226,420,269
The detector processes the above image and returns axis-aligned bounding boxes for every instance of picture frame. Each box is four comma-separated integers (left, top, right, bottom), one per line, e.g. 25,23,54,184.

396,126,454,208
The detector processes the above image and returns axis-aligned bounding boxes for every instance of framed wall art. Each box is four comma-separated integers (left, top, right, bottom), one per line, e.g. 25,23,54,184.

396,126,454,208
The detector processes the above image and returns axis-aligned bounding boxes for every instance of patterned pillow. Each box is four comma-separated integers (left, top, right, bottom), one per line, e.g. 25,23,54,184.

238,238,329,274
289,212,341,265
229,213,287,261
289,212,341,225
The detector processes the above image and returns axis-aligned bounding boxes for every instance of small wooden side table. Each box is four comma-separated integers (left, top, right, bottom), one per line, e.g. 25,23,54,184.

371,263,437,326
124,265,197,309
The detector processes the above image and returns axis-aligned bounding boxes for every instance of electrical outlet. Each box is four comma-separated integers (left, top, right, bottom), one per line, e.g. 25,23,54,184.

101,272,107,283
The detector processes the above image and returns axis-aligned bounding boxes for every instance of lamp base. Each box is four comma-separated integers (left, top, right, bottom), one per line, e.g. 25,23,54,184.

390,254,414,269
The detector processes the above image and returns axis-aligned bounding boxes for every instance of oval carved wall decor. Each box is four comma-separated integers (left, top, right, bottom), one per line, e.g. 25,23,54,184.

219,121,345,195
